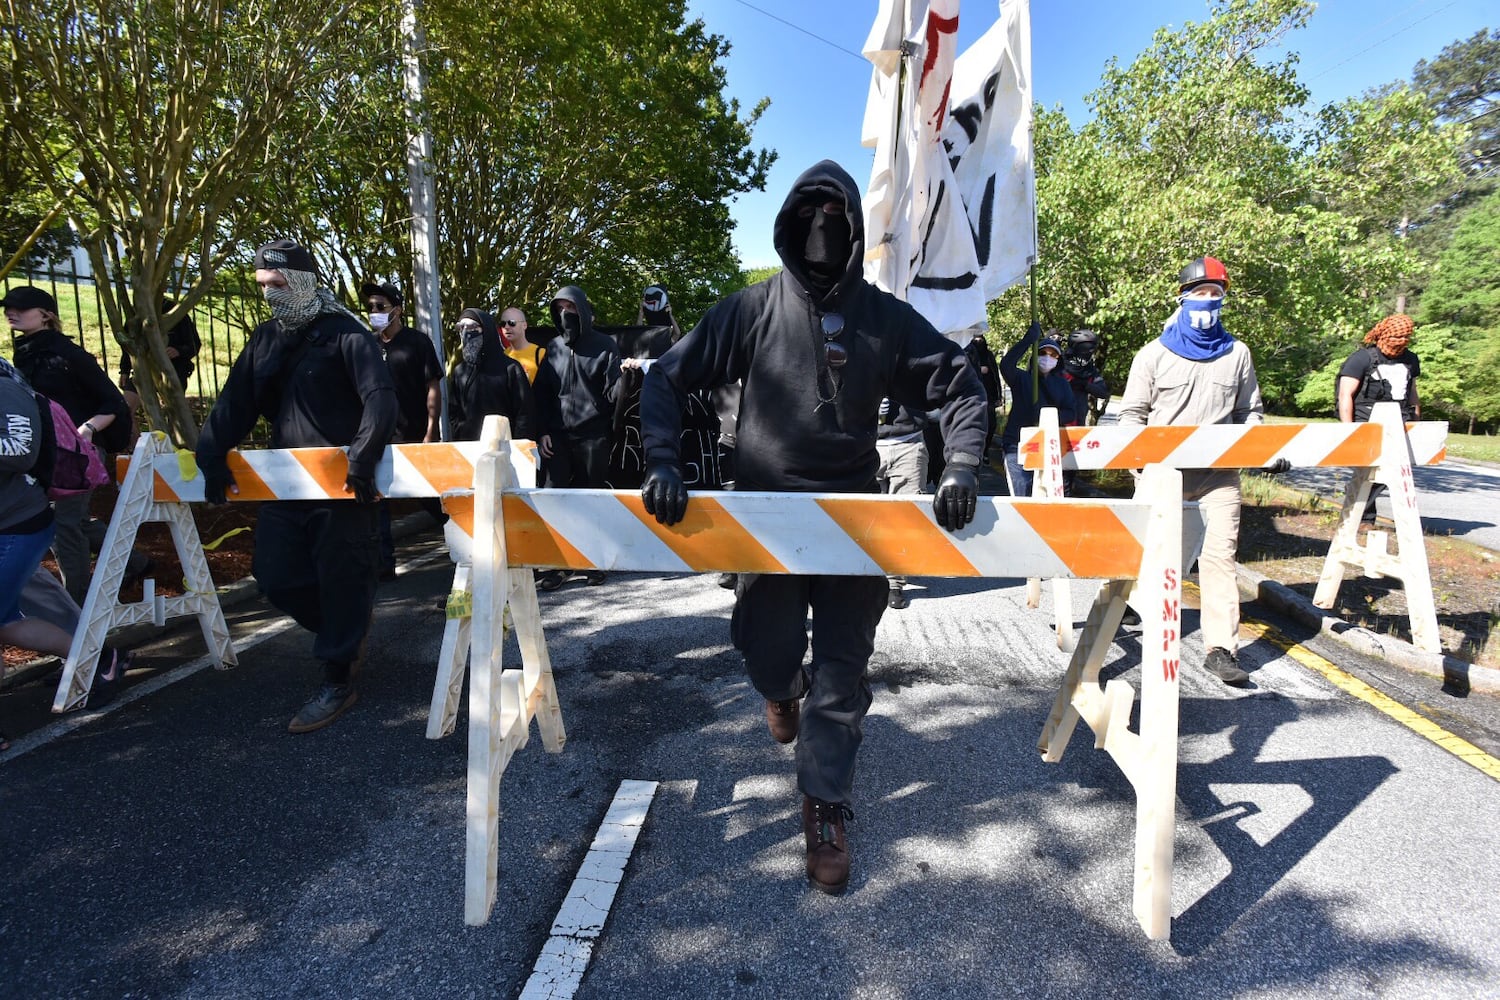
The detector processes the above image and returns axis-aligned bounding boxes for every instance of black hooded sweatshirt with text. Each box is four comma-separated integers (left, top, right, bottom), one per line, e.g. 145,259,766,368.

639,159,987,493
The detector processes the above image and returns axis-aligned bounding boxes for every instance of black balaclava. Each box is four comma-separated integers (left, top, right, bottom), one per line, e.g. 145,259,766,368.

798,198,851,297
458,308,493,365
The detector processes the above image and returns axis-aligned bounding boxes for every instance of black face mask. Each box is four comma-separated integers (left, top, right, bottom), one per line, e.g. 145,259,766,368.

559,310,583,342
801,205,850,293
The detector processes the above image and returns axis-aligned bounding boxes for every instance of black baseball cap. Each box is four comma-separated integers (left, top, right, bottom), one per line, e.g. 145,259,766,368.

253,239,319,276
360,282,403,307
1,285,58,313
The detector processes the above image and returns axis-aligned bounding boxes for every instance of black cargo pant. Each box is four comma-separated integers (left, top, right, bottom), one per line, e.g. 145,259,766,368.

731,573,888,805
542,428,612,489
252,501,379,669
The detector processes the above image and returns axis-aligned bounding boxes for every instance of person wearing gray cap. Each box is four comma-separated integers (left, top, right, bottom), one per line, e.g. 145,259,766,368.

196,240,397,733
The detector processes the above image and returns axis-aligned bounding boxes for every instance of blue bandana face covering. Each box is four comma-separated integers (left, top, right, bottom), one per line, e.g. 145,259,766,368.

1160,296,1234,361
1182,295,1222,331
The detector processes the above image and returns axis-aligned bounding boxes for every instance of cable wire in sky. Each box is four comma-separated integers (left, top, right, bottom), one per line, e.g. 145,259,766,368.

728,0,868,63
1304,0,1460,82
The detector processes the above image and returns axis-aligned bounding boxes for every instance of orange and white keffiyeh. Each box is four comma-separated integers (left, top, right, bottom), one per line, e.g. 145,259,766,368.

1362,314,1414,358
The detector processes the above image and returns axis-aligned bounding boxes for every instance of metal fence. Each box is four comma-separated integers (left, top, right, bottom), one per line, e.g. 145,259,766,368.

2,253,260,405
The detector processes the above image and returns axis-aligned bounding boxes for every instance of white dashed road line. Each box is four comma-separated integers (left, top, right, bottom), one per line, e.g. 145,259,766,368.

519,779,659,1000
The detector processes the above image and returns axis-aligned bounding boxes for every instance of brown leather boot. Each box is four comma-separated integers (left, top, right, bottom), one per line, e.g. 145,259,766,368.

802,796,852,894
765,698,800,744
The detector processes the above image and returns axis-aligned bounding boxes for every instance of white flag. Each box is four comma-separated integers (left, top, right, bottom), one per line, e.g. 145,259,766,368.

942,0,1035,299
862,0,1035,339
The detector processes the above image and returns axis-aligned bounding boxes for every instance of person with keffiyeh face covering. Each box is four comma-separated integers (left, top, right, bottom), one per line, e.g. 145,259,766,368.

1337,314,1421,524
1117,256,1275,688
196,239,397,734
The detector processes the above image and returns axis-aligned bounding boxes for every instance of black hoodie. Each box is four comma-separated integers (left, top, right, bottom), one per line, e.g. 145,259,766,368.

448,308,536,442
640,160,986,493
534,285,621,438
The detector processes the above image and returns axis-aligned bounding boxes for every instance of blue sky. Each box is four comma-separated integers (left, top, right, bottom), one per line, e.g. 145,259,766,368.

684,0,1494,268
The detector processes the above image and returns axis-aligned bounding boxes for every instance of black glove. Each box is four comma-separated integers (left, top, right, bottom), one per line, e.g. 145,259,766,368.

641,463,688,526
203,467,237,506
933,466,979,532
345,473,380,504
1264,458,1292,475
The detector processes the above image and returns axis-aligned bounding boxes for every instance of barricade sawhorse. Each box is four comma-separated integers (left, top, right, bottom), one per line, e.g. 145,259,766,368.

453,417,1189,940
1021,401,1448,654
58,431,533,714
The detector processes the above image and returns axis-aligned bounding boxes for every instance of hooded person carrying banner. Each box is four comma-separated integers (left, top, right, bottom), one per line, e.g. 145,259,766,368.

532,284,622,590
196,239,397,733
638,160,987,896
448,307,535,442
1117,256,1281,688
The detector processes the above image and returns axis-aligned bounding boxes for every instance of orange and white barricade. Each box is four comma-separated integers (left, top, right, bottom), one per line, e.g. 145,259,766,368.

57,432,534,713
455,414,1188,940
1021,401,1448,653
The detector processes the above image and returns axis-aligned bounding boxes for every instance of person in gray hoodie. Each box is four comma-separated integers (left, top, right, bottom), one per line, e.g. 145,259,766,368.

532,285,621,589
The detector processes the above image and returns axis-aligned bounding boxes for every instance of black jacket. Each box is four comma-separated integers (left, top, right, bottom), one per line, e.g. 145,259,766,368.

999,325,1079,449
641,159,986,493
448,309,535,441
196,311,397,480
534,285,621,438
13,329,131,452
964,337,1001,402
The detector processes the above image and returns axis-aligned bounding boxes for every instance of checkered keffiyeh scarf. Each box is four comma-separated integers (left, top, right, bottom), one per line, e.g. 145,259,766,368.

1362,314,1414,358
0,355,30,388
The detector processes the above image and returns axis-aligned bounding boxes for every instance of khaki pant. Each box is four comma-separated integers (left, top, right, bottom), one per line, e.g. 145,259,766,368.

1186,471,1242,654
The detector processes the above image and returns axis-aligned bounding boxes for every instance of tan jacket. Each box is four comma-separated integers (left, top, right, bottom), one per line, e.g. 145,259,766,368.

1117,337,1264,494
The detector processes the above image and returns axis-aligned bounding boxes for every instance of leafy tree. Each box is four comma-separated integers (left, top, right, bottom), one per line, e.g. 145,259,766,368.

987,0,1462,411
1,0,387,446
1420,188,1500,329
1414,28,1500,178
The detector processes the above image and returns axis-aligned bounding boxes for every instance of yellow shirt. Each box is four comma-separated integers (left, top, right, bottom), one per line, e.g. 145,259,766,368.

505,343,543,383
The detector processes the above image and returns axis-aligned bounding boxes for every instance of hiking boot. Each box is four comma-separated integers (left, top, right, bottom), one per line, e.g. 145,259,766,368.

802,796,852,894
887,583,909,610
765,697,800,744
536,570,566,592
1204,648,1250,686
288,683,359,733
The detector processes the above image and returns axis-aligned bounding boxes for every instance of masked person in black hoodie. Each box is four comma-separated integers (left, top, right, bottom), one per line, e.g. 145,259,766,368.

639,160,987,896
533,285,622,589
196,240,397,734
448,307,535,442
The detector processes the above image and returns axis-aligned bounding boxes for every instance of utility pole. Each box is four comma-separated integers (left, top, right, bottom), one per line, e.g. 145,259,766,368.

401,0,449,439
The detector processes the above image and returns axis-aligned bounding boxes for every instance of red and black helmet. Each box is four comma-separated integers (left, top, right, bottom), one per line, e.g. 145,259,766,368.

1177,256,1230,293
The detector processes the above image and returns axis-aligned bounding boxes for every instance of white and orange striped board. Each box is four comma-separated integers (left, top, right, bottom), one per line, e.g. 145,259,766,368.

1020,420,1448,471
439,489,1153,581
117,440,538,502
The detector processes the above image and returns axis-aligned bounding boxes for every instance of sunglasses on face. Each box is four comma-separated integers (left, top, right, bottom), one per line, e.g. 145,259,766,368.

366,302,392,313
500,319,519,328
821,313,847,369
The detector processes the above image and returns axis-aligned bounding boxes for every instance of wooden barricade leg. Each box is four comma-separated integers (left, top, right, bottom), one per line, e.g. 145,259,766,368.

1313,403,1440,654
465,448,508,925
428,562,474,739
1128,466,1184,941
1039,578,1132,761
53,433,235,712
1025,409,1075,653
508,566,567,754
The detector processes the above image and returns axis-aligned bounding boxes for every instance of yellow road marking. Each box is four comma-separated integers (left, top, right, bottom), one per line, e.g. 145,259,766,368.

1240,618,1500,783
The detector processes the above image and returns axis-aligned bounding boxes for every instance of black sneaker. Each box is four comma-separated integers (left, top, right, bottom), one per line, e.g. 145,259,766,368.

717,572,738,590
585,570,607,586
1203,648,1250,686
1120,608,1142,630
288,684,358,733
887,584,909,610
536,570,566,592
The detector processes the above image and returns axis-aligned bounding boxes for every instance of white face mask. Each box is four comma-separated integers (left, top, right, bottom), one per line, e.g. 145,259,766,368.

368,311,390,331
1037,354,1059,374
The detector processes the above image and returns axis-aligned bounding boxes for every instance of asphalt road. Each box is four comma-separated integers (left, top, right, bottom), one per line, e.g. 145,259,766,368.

1278,459,1500,553
2,530,1497,999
